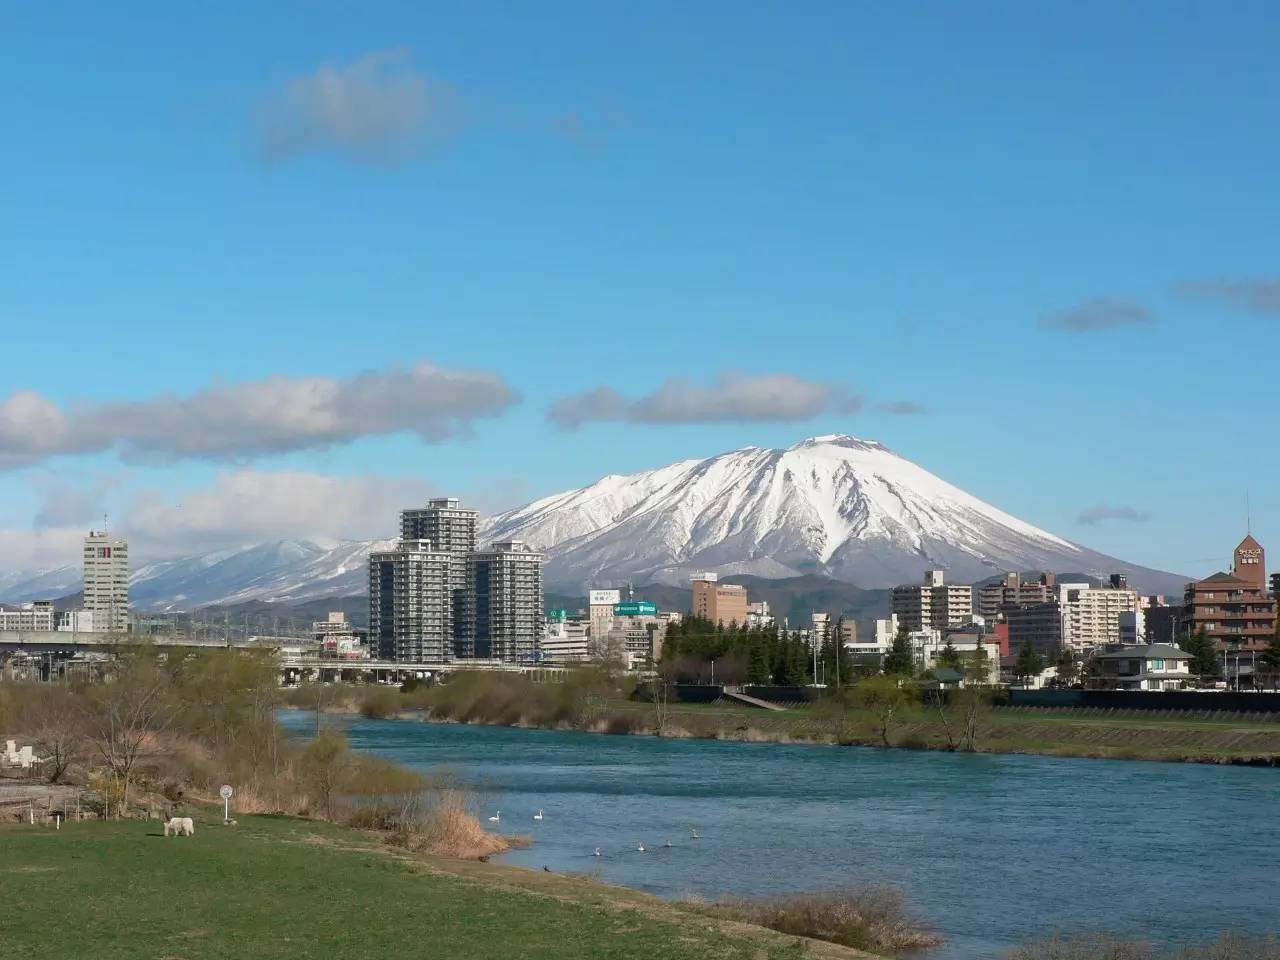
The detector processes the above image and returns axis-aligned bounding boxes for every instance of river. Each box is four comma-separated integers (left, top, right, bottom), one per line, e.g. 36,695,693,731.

281,712,1279,958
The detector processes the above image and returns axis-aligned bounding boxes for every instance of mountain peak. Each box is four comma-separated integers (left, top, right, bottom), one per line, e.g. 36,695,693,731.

483,440,1185,594
787,434,887,452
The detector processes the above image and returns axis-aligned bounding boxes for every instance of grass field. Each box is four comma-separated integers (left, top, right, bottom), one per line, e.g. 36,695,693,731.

0,811,875,960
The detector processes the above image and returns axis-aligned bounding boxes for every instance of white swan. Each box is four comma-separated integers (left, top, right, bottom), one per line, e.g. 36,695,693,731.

533,810,544,821
637,842,646,852
690,828,700,839
593,847,602,857
663,840,673,848
488,811,500,823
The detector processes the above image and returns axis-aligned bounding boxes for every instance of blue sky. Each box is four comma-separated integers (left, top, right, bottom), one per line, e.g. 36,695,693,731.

2,1,1277,576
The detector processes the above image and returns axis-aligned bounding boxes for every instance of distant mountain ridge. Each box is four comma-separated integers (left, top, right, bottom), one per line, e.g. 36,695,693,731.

0,435,1188,609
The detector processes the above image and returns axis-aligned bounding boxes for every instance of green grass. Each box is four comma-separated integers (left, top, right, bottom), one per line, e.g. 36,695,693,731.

0,812,864,960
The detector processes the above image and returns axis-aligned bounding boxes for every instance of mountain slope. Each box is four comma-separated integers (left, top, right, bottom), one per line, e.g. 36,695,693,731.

483,435,1186,594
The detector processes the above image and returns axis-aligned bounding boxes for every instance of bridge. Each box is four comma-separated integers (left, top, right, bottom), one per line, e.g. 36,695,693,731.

0,630,266,653
0,631,566,684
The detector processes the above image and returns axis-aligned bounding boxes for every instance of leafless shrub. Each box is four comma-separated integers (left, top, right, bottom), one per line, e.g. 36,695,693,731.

385,776,512,860
712,887,942,954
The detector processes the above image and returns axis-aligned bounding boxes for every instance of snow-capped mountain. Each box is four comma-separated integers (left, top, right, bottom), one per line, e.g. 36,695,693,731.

1,539,395,612
483,435,1185,594
0,435,1185,609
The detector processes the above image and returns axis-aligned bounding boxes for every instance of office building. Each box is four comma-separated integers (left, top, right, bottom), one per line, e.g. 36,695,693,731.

56,609,95,632
1182,534,1277,653
891,570,973,631
1006,601,1065,653
464,540,545,662
84,529,129,633
368,540,456,661
0,601,55,632
691,573,749,626
543,611,591,662
588,589,621,638
603,614,668,669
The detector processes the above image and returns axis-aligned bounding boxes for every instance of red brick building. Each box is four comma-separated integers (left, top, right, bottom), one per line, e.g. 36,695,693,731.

1182,535,1277,652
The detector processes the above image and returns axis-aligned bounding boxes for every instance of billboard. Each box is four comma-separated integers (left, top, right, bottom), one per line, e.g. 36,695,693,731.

589,589,621,606
614,601,658,617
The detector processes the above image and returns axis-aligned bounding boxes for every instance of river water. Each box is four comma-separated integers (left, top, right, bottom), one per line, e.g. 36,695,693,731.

280,712,1278,958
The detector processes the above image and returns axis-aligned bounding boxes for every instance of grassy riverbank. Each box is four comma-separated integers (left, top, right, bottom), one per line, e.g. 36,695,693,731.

316,674,1280,764
0,810,879,960
606,698,1280,763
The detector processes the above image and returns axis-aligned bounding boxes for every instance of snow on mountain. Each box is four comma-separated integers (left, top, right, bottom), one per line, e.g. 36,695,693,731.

0,539,396,611
0,435,1186,609
482,435,1186,594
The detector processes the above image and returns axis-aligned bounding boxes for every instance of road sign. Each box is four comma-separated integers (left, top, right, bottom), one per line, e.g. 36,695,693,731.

220,784,233,823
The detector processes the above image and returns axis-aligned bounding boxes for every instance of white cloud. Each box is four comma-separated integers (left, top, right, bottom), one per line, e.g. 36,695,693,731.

256,49,458,164
124,470,432,552
0,361,517,470
549,374,859,429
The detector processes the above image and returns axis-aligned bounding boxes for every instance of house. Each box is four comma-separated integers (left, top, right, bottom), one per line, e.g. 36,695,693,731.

922,666,967,690
1090,643,1193,691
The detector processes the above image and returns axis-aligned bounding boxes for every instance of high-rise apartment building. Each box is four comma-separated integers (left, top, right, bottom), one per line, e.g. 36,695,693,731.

978,573,1021,621
891,570,973,631
1061,585,1143,650
463,541,545,662
1182,535,1277,653
367,540,456,661
401,498,477,642
690,573,749,626
84,530,129,633
400,498,478,553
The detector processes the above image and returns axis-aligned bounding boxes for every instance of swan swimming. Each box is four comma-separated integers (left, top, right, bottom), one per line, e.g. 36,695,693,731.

637,842,646,852
488,811,500,823
593,847,602,857
533,810,544,821
690,828,700,839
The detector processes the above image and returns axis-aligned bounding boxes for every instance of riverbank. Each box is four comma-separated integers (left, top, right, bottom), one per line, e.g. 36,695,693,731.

314,681,1280,765
0,809,882,960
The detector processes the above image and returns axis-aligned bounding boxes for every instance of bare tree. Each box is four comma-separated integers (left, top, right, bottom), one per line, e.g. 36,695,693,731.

300,729,355,820
82,654,175,818
855,675,911,747
27,687,86,783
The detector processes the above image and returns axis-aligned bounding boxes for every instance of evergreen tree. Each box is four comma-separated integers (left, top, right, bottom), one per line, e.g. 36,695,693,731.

1185,628,1220,680
1014,642,1044,686
1054,647,1079,686
746,639,771,685
882,620,916,677
938,639,961,669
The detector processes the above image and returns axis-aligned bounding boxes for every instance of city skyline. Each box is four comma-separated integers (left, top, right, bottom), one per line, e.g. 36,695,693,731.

3,3,1279,576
